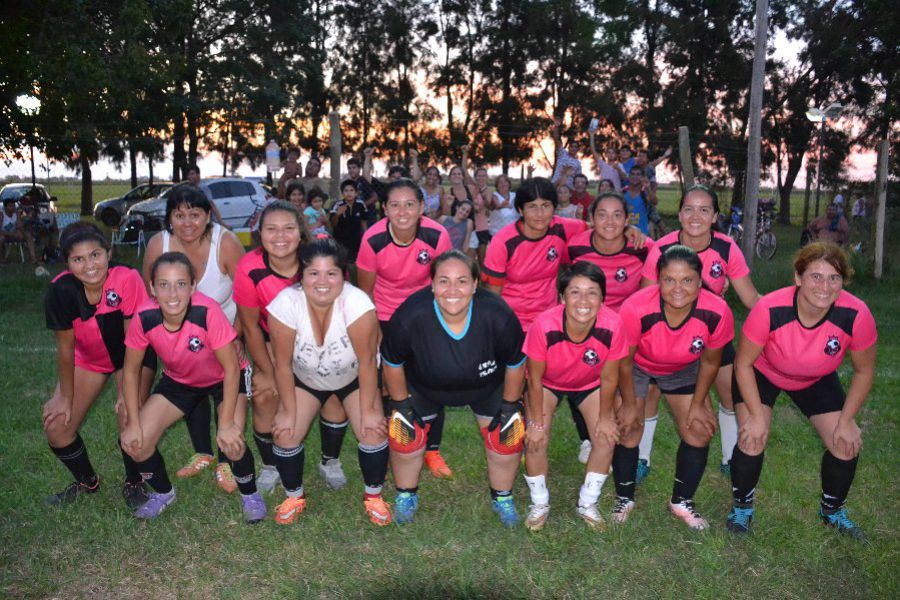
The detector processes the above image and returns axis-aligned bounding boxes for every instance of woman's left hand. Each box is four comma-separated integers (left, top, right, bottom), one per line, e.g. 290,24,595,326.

686,404,717,439
216,422,246,460
833,419,862,458
625,226,647,249
593,416,619,448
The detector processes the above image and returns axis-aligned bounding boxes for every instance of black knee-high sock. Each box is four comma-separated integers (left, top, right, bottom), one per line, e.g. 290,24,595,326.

51,434,97,484
612,444,640,500
274,443,305,494
134,449,172,494
358,441,389,494
319,417,348,462
730,446,765,505
120,440,143,484
253,429,276,467
426,407,445,451
821,451,858,512
184,397,214,456
231,447,258,495
671,441,709,503
570,404,590,443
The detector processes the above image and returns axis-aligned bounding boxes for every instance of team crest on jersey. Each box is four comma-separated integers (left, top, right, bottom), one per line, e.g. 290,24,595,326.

416,249,432,265
824,335,841,356
615,266,628,283
546,247,559,262
583,349,600,366
689,336,705,354
105,289,121,307
188,336,204,353
709,261,724,279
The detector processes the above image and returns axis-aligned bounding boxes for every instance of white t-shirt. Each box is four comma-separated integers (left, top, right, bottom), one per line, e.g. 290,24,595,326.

266,282,375,391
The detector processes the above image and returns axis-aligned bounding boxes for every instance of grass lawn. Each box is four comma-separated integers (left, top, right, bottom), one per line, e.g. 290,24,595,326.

0,206,897,598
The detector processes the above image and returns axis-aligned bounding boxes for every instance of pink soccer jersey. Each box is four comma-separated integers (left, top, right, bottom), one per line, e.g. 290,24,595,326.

620,285,734,376
45,264,148,373
567,230,652,312
642,230,750,296
482,216,588,331
126,292,238,388
356,216,452,321
524,303,629,391
233,247,298,333
742,286,877,391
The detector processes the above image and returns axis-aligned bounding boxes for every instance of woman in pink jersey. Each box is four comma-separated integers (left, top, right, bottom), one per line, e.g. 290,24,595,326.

522,262,630,531
620,245,734,530
638,185,761,480
234,201,351,493
726,243,877,540
121,252,266,522
42,223,154,509
356,179,455,479
566,191,654,464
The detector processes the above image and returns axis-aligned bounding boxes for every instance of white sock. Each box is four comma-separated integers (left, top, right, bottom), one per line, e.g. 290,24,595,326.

524,474,549,506
719,406,738,464
578,472,608,507
286,486,304,498
638,415,658,463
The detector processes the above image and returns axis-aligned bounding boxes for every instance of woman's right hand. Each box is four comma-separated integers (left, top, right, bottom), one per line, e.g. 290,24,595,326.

121,422,144,458
272,408,296,441
42,394,72,429
525,426,548,453
738,412,769,455
251,369,277,399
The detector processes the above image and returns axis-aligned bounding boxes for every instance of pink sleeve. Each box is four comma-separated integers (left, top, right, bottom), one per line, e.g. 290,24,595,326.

741,301,770,347
849,303,878,352
482,235,509,281
123,270,148,318
608,325,630,360
206,303,238,350
620,303,641,347
562,217,588,240
709,304,735,349
356,234,376,272
642,244,661,281
125,312,149,350
232,263,259,308
522,322,547,362
726,240,751,279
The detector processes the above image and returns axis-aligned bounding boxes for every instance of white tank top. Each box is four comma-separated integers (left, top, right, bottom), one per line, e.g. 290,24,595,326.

1,211,17,233
163,222,237,324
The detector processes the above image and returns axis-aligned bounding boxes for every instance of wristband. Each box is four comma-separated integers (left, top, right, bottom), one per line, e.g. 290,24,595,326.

526,420,545,431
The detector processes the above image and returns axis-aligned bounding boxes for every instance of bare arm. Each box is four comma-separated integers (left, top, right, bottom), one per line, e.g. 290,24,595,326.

362,148,374,183
649,147,672,168
383,362,409,401
237,305,273,377
268,315,298,415
357,268,376,302
841,345,876,423
730,275,761,309
346,310,381,419
503,363,525,403
409,149,423,183
141,233,164,292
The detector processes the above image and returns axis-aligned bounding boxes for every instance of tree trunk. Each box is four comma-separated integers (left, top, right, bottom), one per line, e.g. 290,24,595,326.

778,154,803,225
222,118,230,177
80,155,92,216
129,142,138,189
149,156,154,186
187,109,199,168
172,114,185,181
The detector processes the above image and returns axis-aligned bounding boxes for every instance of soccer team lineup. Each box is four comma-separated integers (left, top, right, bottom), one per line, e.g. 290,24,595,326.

41,174,877,540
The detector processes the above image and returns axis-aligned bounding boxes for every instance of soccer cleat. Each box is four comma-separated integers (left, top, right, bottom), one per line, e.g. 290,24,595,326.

578,440,592,465
134,489,176,519
424,450,453,478
636,459,650,485
525,504,550,531
726,504,754,534
274,495,307,525
256,465,281,494
719,461,732,476
576,503,607,531
240,492,267,524
611,497,636,524
393,491,419,524
46,477,100,506
122,480,149,510
492,496,520,527
214,463,237,494
364,496,392,527
669,499,709,531
319,458,348,491
820,507,867,541
176,453,215,478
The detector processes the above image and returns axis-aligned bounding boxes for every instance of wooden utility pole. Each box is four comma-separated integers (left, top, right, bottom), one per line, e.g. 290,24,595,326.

874,140,889,280
329,111,342,202
741,0,768,266
678,126,695,188
802,164,812,226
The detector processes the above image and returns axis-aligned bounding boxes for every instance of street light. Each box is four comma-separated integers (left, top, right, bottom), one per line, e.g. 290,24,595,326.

805,102,843,218
15,94,41,188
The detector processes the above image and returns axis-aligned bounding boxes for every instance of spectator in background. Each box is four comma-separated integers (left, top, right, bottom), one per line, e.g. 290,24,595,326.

409,150,443,219
361,148,410,224
633,147,672,193
276,147,302,199
623,169,651,235
330,179,369,261
347,156,379,225
571,174,594,219
589,131,624,191
551,119,583,188
851,194,869,220
806,203,849,246
184,164,226,227
304,188,330,237
0,197,37,263
302,156,329,203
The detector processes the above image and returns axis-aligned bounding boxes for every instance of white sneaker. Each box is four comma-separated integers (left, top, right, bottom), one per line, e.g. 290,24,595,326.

578,440,592,464
576,503,606,530
525,504,550,531
669,499,709,531
256,465,281,494
319,458,347,491
611,496,636,524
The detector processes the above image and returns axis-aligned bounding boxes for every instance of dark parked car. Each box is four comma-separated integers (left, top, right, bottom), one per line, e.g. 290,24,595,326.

93,182,173,226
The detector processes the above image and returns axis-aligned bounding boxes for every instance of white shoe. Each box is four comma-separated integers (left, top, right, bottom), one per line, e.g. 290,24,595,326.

576,503,606,530
525,504,550,531
319,458,347,491
578,440,592,464
256,465,280,494
611,497,636,524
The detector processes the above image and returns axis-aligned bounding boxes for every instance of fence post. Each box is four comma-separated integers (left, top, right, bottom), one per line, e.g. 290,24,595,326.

678,126,694,188
329,111,342,202
874,139,889,280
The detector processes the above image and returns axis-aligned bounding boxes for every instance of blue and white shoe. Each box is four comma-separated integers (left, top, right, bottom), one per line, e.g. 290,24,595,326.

492,496,520,527
726,504,754,534
820,507,867,541
636,459,651,485
394,491,419,524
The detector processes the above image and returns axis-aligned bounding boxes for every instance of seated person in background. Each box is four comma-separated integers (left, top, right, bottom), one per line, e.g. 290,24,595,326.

806,203,849,246
0,197,37,263
304,188,330,237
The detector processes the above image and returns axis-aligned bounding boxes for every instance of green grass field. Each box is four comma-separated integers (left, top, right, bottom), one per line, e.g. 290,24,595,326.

0,187,897,598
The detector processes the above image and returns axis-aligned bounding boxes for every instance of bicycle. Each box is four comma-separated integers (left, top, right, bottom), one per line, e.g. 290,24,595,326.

719,202,778,260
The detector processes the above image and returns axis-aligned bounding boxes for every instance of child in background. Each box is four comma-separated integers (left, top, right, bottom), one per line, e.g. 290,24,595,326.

331,179,369,261
305,188,329,237
555,183,582,221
